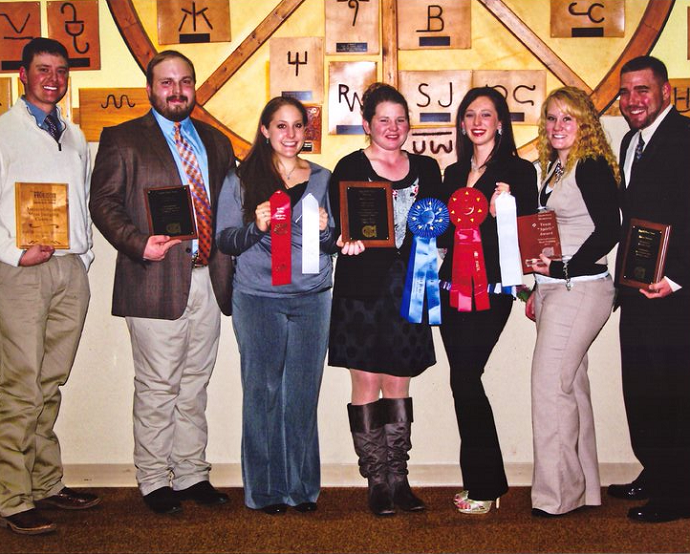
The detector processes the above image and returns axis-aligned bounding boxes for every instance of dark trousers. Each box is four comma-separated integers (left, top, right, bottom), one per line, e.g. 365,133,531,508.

619,293,690,507
439,292,512,500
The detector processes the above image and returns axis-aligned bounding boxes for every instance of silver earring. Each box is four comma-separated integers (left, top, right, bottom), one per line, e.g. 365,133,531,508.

498,127,503,136
461,128,466,135
265,137,269,144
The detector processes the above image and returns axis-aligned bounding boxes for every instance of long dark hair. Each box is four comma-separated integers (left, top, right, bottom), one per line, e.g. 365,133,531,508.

237,96,308,224
455,87,518,168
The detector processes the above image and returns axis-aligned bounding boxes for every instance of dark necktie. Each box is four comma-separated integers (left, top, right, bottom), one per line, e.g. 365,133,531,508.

44,113,61,142
633,134,645,163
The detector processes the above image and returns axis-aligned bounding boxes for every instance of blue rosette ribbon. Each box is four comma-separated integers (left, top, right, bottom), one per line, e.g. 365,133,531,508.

401,198,450,324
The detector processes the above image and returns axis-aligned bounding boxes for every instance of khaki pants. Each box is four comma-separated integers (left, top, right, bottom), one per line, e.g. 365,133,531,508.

0,255,90,517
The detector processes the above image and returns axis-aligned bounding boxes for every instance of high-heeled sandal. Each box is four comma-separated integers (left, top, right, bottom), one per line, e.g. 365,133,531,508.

453,491,500,514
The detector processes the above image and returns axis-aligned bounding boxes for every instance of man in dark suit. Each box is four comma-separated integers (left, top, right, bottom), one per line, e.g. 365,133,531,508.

609,56,690,523
90,50,235,515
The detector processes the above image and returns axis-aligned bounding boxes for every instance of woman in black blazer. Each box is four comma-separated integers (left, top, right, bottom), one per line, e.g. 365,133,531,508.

438,87,538,514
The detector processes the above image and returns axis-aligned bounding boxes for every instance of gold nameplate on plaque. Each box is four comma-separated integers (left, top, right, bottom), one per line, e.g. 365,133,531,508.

15,183,70,249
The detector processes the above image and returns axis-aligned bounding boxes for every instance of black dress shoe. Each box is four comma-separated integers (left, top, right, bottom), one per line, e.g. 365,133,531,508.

0,509,56,535
294,502,318,513
261,503,288,515
608,481,648,500
143,486,182,515
35,487,101,510
176,481,228,506
627,502,690,523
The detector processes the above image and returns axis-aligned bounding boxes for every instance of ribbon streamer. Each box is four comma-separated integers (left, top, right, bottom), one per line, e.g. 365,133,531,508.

401,198,450,324
448,188,490,311
495,192,523,287
301,193,320,274
270,189,291,285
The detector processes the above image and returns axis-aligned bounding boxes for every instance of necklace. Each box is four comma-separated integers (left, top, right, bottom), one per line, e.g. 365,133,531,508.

554,161,564,182
470,156,486,173
279,161,299,181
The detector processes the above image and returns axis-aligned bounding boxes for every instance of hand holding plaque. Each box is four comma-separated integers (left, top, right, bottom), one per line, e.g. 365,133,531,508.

339,181,395,248
145,186,197,240
517,210,563,274
15,182,70,249
618,218,671,289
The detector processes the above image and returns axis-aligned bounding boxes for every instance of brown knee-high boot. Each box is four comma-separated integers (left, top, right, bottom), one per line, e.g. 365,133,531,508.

380,397,426,512
348,401,395,516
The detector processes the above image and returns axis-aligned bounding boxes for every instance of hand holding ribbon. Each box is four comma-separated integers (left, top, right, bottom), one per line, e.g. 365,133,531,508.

401,198,450,324
448,188,489,312
270,189,291,285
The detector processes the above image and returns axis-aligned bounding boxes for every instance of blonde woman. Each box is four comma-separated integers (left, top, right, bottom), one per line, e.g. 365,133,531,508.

526,86,620,517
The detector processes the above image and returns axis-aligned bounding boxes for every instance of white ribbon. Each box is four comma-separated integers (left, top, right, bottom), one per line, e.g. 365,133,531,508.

495,192,523,286
301,193,320,274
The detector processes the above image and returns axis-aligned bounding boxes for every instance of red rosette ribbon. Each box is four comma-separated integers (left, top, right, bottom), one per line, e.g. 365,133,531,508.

447,187,490,311
270,189,291,285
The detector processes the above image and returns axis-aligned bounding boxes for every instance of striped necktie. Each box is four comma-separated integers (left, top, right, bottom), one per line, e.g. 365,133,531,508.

44,113,61,142
173,122,212,265
634,134,645,163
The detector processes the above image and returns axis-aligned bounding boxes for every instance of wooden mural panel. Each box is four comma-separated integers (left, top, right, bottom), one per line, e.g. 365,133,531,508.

397,0,470,50
0,77,11,115
325,0,380,55
0,2,41,72
157,0,230,45
47,0,100,70
78,88,150,141
399,70,472,127
328,61,376,135
551,0,624,38
269,37,323,103
403,126,456,172
472,70,546,125
670,79,690,119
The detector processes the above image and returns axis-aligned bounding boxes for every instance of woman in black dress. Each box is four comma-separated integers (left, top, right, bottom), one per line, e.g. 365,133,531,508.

328,83,443,516
439,87,538,514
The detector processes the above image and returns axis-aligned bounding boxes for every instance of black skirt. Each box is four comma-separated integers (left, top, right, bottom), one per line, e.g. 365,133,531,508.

328,260,436,377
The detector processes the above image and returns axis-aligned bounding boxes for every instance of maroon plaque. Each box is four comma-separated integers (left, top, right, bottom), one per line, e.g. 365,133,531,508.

618,218,671,289
339,181,394,248
517,210,562,274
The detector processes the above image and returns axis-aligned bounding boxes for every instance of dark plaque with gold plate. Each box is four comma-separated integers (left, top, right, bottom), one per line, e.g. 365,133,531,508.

619,218,671,289
339,181,394,248
15,182,70,249
145,185,198,240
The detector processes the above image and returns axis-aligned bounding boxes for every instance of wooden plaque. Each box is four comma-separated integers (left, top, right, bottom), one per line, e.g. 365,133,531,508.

47,0,100,70
269,37,324,104
0,2,41,73
15,182,70,249
78,88,150,142
0,77,11,116
517,210,562,274
619,219,671,289
472,70,546,125
157,0,230,45
145,186,198,240
339,181,395,248
399,70,472,127
328,61,377,135
551,0,624,38
403,127,456,172
397,0,470,50
303,104,322,155
325,0,380,55
670,79,690,119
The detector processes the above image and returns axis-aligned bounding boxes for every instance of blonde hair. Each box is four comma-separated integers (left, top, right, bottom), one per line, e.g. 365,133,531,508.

537,86,620,184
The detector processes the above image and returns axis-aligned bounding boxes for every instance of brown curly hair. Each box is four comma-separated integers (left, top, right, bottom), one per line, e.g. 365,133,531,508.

537,86,620,185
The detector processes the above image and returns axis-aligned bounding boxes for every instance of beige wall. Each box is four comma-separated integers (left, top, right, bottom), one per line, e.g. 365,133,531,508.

18,0,686,485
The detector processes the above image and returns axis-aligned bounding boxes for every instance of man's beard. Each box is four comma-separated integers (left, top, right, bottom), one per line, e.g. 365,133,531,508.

150,94,195,122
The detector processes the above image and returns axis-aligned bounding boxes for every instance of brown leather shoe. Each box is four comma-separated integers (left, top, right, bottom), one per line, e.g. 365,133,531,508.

35,487,100,510
0,509,56,535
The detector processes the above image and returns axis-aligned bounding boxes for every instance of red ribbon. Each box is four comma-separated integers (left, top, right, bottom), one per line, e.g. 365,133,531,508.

448,188,490,311
270,190,291,286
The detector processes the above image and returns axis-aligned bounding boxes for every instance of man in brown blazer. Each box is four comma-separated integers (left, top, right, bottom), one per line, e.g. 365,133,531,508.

90,50,235,515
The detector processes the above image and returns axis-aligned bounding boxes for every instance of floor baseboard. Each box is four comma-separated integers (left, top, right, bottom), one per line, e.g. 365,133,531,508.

64,462,642,488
